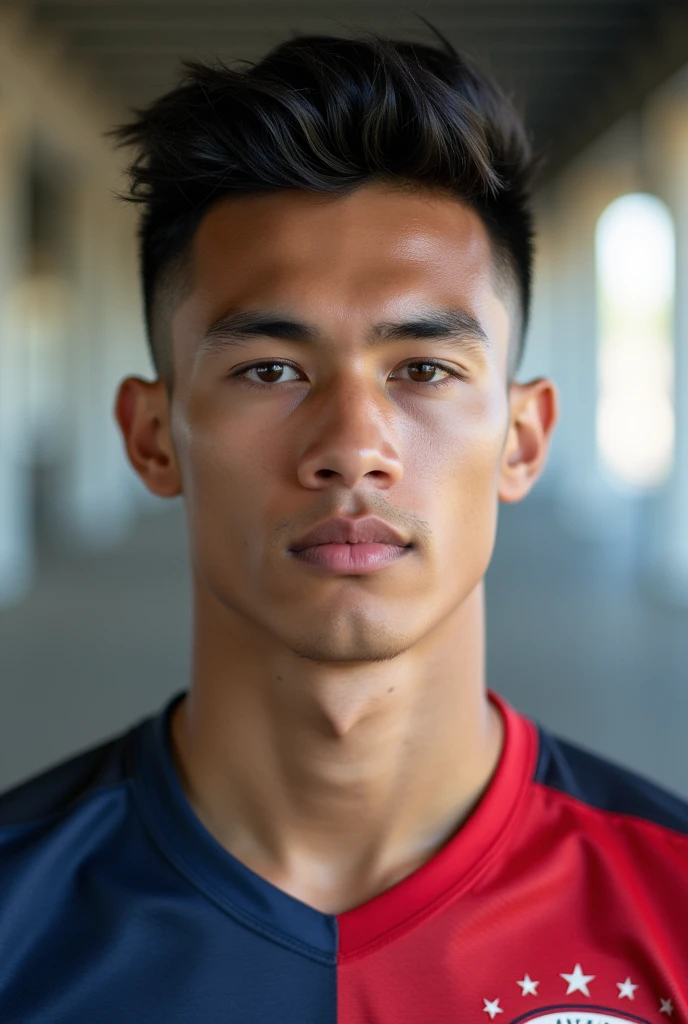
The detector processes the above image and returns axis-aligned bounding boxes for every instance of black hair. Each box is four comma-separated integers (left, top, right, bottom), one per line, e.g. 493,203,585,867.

108,21,539,392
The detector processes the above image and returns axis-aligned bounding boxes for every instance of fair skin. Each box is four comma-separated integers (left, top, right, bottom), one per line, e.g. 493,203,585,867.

115,183,558,914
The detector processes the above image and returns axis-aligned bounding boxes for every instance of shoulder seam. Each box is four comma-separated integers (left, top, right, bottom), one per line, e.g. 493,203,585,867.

0,778,135,835
0,726,140,830
532,778,688,846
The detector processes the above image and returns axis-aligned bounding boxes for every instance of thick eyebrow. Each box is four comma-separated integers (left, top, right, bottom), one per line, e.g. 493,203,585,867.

199,307,490,358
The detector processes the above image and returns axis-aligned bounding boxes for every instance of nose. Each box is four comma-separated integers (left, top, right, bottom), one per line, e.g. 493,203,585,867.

296,376,404,492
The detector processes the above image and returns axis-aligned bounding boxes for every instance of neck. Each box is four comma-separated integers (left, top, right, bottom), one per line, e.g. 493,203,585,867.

169,578,504,914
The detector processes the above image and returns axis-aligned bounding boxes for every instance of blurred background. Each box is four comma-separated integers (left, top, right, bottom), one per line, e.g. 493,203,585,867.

0,0,687,796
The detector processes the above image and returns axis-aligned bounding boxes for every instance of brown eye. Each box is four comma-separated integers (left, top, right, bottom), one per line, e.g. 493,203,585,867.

406,362,445,383
390,360,465,390
254,364,286,383
235,362,302,386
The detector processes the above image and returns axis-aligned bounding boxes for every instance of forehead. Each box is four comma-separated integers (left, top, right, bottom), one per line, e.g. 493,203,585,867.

191,185,494,293
172,184,511,368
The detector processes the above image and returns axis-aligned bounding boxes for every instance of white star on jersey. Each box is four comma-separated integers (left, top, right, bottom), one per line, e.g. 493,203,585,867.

482,997,504,1019
560,963,595,995
660,998,674,1016
616,977,638,999
516,975,539,996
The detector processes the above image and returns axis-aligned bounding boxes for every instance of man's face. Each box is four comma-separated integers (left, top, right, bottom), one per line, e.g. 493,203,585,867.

162,184,525,663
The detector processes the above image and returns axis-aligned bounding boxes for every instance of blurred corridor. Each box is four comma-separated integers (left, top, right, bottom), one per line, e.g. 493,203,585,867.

1,1,687,793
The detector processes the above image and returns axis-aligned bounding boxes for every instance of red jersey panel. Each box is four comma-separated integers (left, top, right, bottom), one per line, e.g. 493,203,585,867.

337,690,688,1024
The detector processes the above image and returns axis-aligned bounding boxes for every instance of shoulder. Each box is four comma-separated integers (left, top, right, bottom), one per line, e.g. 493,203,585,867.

533,723,688,839
0,723,139,832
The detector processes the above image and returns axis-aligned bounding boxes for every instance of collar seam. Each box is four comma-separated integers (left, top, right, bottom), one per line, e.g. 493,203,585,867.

337,712,538,961
131,775,337,967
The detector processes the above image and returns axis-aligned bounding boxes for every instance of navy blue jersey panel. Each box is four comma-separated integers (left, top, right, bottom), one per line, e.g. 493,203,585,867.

534,725,688,836
0,797,335,1022
133,691,338,959
0,695,338,1023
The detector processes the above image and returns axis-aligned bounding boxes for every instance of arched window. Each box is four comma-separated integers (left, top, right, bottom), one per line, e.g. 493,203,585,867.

595,192,675,490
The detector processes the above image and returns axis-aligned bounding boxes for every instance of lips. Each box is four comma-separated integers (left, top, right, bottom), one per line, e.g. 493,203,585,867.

289,516,411,552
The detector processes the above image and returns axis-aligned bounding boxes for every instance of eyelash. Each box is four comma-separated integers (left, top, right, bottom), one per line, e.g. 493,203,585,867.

231,360,468,391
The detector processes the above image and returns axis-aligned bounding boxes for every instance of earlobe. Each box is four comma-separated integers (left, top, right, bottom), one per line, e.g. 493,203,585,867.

113,377,183,499
498,378,559,504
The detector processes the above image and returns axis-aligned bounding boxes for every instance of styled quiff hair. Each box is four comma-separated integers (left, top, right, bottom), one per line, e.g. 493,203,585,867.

109,23,539,392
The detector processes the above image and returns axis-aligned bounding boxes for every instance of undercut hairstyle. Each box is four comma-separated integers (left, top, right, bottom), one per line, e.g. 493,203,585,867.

109,22,540,394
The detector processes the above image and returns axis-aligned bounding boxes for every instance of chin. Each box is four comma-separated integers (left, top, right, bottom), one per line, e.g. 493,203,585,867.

282,620,416,665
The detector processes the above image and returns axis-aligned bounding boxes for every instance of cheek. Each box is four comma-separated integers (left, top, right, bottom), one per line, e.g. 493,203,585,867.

409,381,508,491
172,397,272,564
415,386,507,569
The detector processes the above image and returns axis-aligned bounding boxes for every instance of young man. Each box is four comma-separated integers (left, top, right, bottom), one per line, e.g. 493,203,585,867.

0,28,686,1024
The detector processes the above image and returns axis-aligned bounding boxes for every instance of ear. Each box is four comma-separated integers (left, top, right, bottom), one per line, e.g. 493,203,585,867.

498,378,559,504
113,377,182,498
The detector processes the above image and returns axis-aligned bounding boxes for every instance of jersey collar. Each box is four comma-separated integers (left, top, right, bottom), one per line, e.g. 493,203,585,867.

132,687,537,960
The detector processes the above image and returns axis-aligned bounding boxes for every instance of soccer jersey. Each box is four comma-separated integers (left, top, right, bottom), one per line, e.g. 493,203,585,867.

0,688,686,1024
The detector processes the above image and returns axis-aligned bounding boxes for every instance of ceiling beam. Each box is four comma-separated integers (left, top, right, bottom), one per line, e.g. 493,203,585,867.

63,37,625,55
30,8,647,31
543,2,688,177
